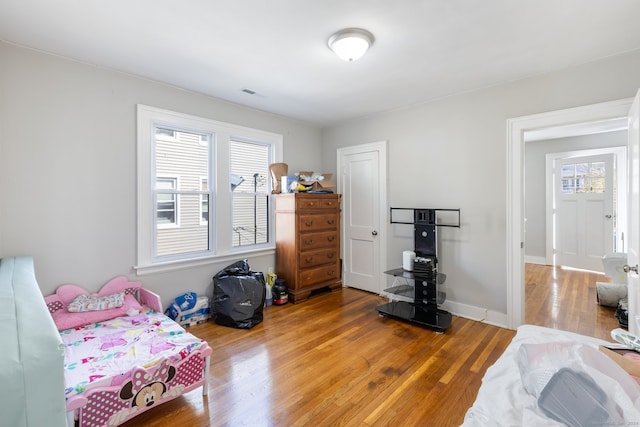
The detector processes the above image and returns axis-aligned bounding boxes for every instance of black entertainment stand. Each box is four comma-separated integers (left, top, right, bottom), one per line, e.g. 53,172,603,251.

376,208,460,333
377,267,452,333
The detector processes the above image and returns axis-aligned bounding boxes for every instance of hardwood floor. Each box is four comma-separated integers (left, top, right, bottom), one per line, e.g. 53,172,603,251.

121,265,621,427
524,263,620,341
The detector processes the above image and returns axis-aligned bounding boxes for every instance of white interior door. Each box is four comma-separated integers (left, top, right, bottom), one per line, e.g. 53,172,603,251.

337,141,387,294
627,90,640,336
554,153,614,271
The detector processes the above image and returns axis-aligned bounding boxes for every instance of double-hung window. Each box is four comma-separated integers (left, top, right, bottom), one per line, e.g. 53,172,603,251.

136,105,283,274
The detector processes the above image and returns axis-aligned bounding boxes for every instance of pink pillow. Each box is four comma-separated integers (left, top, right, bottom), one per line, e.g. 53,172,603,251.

51,294,143,331
45,276,144,331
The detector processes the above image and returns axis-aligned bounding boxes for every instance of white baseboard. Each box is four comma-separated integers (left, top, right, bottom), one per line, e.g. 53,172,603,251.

524,255,547,265
441,300,509,329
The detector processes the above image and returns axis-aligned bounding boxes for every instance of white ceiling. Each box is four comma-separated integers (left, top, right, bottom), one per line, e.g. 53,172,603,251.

2,0,640,127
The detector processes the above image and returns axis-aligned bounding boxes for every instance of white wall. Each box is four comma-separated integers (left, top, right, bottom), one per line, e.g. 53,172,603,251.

322,49,640,322
0,42,323,306
3,40,640,323
524,131,627,261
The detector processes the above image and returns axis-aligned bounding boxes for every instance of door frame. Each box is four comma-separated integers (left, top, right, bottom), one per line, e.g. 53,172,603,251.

337,140,388,294
545,148,627,267
506,98,633,329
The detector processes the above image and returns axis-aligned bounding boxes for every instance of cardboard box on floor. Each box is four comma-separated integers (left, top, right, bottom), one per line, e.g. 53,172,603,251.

599,344,640,377
298,171,336,192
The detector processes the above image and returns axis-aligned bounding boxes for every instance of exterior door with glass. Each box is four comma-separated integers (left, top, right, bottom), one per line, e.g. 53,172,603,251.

555,153,614,271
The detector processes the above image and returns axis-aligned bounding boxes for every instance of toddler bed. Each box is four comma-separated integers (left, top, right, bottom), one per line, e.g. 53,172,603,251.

44,276,213,427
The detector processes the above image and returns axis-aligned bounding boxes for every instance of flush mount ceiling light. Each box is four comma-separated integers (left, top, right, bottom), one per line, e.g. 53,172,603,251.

327,28,374,62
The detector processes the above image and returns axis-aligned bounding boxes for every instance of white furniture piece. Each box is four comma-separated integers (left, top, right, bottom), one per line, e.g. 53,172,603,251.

0,256,67,427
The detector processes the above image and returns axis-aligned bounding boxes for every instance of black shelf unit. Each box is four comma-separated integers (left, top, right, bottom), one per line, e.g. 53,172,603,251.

377,208,460,333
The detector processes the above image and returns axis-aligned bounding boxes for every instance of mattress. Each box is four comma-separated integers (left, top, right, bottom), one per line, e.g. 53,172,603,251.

60,309,207,401
462,325,640,426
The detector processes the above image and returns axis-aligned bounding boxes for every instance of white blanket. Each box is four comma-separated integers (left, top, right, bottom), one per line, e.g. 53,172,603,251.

462,325,640,426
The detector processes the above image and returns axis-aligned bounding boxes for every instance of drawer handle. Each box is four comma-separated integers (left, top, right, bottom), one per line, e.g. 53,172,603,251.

327,219,335,225
327,253,334,259
327,236,335,242
328,270,335,276
305,239,313,245
305,257,314,263
305,220,314,227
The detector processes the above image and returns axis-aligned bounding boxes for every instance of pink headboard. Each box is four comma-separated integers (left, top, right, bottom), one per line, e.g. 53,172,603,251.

44,276,162,330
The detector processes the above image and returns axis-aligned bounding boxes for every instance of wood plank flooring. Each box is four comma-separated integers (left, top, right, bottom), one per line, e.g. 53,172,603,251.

524,263,620,341
121,264,621,427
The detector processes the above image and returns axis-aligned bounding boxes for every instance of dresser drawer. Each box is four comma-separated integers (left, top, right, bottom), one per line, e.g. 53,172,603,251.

299,263,340,287
298,213,339,232
296,197,340,210
299,231,338,250
299,248,339,268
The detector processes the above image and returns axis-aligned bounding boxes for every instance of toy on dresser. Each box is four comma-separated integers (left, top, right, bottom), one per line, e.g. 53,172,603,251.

165,291,211,327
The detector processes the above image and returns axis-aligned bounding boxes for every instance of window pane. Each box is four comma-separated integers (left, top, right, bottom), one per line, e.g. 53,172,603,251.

230,140,270,247
590,162,606,193
561,164,575,179
561,164,574,193
561,160,607,194
231,193,269,246
575,178,588,193
575,163,589,178
591,162,605,177
156,194,209,256
591,177,605,193
155,127,210,258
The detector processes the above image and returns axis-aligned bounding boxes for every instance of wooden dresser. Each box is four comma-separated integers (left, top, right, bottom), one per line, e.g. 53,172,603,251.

274,193,342,303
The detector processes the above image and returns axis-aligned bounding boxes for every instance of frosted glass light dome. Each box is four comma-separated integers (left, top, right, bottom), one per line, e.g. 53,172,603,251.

328,28,374,62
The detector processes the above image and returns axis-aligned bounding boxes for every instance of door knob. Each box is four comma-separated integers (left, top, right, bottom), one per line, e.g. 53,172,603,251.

372,230,378,236
624,264,639,273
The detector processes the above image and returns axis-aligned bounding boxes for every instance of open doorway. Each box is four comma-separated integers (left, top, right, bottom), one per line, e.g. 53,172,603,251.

506,98,634,329
523,129,627,335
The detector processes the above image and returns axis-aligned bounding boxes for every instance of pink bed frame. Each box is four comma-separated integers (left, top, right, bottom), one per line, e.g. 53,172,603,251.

45,278,213,427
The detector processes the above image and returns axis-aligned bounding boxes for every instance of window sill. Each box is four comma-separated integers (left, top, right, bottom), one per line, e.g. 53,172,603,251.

134,247,275,276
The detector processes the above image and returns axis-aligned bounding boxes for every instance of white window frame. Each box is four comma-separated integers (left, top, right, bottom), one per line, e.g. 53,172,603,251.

136,105,283,275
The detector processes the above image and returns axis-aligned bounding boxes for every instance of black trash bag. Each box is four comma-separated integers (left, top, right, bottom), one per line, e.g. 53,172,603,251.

212,259,266,329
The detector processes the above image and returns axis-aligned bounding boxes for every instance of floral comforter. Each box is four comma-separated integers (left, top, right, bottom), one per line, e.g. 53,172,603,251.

60,310,206,400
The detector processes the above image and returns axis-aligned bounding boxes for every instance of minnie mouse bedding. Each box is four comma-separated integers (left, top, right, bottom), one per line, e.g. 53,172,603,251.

45,277,212,427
